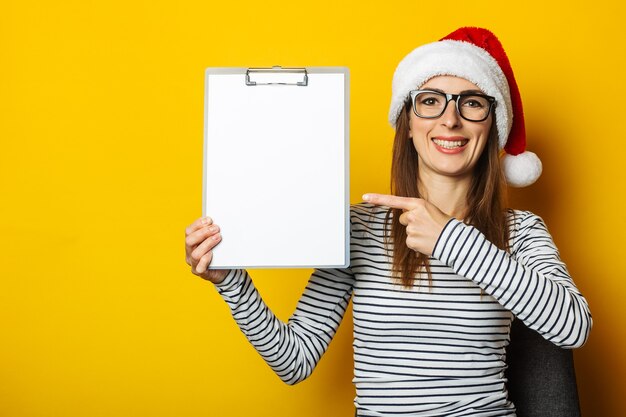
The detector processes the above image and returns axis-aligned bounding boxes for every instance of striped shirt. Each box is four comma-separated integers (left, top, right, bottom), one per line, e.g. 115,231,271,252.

215,203,592,416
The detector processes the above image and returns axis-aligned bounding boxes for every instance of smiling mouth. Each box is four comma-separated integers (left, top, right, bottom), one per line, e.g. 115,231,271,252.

432,138,469,149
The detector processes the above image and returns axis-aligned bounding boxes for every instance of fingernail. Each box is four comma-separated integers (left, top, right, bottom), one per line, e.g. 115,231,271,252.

362,194,370,201
201,217,210,225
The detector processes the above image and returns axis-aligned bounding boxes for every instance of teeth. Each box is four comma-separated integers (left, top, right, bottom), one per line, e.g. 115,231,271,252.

433,139,466,149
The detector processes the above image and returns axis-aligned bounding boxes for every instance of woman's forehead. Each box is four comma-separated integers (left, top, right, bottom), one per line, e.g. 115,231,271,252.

420,75,481,92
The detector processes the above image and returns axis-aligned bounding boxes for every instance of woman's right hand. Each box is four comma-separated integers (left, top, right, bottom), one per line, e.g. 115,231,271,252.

185,216,229,284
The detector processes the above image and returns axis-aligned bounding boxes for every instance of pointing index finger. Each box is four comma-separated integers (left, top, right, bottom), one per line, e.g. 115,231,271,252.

363,194,420,211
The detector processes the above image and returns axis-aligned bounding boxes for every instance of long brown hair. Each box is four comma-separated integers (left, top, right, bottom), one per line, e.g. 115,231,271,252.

384,100,510,288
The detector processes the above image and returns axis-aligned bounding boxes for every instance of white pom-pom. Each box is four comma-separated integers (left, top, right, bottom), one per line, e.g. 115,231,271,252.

502,151,542,187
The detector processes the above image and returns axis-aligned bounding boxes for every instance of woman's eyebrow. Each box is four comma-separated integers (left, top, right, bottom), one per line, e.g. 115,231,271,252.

422,88,484,95
423,88,445,93
460,89,484,95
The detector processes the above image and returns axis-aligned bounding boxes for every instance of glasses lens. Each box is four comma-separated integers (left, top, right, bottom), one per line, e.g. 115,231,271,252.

458,95,491,121
414,91,446,118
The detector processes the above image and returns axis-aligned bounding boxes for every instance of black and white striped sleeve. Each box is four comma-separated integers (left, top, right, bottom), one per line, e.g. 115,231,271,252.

214,267,355,385
432,212,592,348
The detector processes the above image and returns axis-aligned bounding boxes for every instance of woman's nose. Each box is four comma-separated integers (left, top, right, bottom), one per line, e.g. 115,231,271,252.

440,100,462,129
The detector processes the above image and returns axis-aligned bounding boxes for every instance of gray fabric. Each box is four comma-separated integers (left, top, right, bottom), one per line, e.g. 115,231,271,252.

506,319,582,417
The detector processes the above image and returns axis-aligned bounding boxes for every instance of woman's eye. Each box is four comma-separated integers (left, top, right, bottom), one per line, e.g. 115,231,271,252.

421,97,439,106
462,98,485,108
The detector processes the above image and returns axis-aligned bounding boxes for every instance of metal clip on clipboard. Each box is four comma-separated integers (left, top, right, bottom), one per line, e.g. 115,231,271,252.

245,66,308,86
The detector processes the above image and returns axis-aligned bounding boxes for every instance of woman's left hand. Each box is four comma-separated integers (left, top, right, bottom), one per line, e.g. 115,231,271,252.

363,193,452,256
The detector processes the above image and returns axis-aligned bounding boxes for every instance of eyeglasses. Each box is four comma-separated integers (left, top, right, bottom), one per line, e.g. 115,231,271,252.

409,89,496,122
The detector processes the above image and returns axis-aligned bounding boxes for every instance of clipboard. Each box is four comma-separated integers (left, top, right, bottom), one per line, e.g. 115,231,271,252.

203,66,350,269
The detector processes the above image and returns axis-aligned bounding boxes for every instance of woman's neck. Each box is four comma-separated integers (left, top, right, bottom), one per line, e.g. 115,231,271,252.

417,171,472,219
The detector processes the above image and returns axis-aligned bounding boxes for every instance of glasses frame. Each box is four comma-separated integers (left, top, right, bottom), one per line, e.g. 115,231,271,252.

408,89,497,122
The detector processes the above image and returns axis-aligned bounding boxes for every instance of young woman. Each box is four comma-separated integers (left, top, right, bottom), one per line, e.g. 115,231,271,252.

185,27,592,416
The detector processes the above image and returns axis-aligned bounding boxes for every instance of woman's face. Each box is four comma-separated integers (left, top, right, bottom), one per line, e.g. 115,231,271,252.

409,75,493,182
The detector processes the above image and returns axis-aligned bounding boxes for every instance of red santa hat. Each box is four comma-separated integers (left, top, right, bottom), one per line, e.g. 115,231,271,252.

388,27,542,187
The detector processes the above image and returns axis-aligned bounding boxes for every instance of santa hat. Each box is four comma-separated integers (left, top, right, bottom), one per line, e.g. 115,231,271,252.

388,27,542,187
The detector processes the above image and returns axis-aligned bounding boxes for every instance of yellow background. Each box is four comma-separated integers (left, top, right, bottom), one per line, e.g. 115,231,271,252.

1,0,624,416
